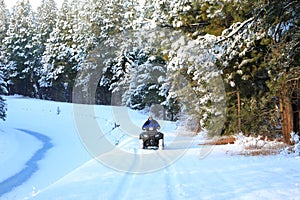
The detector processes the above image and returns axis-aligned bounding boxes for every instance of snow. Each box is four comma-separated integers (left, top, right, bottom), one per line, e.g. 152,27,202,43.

4,0,63,11
0,95,300,200
0,128,42,182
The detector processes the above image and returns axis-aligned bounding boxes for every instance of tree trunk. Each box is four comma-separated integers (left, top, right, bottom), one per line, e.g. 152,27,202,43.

237,89,241,133
280,96,293,144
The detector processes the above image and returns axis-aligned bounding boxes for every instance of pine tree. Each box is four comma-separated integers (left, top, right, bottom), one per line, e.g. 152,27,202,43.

85,0,145,105
35,0,58,98
262,0,300,142
138,0,259,131
149,0,258,36
3,0,39,97
0,0,8,120
214,0,299,138
0,0,8,44
0,69,7,120
40,0,80,102
214,14,268,135
124,49,167,111
165,34,226,133
0,0,9,73
70,0,108,104
219,35,275,135
36,0,58,49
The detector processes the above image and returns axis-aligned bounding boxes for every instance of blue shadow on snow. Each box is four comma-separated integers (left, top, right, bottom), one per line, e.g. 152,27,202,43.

0,129,53,197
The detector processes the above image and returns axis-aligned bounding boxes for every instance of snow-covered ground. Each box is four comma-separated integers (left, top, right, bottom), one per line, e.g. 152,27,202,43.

0,95,300,200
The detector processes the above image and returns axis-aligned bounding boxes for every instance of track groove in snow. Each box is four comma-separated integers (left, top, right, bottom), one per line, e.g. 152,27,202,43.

110,147,139,200
156,150,188,200
0,129,53,197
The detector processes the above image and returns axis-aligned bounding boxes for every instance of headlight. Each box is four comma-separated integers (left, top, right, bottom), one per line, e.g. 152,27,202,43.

143,134,148,138
155,134,160,138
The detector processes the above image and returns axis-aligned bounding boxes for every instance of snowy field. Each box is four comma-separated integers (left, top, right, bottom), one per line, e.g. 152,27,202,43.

0,95,300,200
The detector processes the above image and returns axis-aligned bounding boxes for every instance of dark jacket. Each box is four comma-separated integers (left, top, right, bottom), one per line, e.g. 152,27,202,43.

142,119,160,130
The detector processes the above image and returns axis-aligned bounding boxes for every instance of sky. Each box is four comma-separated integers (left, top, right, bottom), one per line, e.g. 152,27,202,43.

4,0,63,10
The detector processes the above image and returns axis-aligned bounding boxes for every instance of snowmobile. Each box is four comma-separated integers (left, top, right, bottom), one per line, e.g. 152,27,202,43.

139,127,164,150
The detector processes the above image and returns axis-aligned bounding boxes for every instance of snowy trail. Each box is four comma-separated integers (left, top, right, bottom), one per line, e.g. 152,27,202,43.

107,150,181,200
0,129,53,197
104,133,200,200
156,151,183,200
11,131,300,200
109,148,140,200
31,132,198,199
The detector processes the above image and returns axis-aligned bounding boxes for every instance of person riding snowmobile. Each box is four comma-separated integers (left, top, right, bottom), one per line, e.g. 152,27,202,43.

140,115,164,150
142,115,160,131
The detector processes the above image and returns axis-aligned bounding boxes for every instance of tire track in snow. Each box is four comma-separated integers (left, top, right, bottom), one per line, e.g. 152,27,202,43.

108,135,188,199
0,129,53,197
110,147,139,200
156,151,187,200
109,137,165,200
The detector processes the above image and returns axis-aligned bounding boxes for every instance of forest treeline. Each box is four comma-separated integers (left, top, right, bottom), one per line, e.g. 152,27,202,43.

0,0,299,142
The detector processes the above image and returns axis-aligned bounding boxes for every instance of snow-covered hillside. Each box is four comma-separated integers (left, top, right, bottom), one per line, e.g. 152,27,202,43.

0,96,300,200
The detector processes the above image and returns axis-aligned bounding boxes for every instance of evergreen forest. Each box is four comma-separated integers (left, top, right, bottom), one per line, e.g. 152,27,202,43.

0,0,299,142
